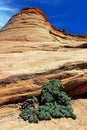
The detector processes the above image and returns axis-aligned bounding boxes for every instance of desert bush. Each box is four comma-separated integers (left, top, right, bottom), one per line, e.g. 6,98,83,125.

62,29,68,35
20,79,76,123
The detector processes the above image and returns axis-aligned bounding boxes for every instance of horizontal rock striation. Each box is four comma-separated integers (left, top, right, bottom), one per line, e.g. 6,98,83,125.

0,7,87,42
0,8,62,41
0,42,87,105
0,8,87,105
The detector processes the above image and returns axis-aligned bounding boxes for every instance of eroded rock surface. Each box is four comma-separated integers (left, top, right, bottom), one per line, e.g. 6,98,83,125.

0,8,87,42
0,7,87,129
0,41,87,105
0,8,87,106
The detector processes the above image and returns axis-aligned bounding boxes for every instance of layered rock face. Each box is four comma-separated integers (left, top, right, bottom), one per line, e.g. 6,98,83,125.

0,7,87,130
0,8,87,106
0,7,87,42
0,41,87,106
0,8,61,41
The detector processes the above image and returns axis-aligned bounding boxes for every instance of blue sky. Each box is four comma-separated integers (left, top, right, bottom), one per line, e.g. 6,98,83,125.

0,0,87,34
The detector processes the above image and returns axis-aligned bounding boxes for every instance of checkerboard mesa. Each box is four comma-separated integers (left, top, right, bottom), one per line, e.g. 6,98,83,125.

1,7,85,41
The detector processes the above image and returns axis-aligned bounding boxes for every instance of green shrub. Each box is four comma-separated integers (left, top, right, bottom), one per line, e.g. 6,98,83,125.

20,79,76,123
62,29,68,35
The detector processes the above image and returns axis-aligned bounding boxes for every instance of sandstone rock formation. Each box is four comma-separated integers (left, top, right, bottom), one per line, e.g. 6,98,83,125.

0,41,87,106
0,7,87,130
0,8,87,106
0,8,87,42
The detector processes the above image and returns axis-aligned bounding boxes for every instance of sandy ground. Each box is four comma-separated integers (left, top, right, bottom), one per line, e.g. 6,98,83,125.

0,99,87,130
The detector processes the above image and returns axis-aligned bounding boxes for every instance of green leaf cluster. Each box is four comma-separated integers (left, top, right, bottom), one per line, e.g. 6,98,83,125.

20,79,76,123
62,29,68,35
